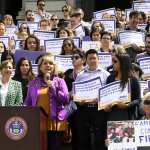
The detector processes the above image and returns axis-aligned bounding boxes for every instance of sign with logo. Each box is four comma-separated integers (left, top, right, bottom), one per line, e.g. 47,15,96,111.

5,116,28,141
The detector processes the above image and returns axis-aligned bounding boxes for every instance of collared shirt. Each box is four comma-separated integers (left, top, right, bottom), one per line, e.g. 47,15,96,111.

34,11,52,22
124,26,145,33
135,51,150,63
75,66,110,86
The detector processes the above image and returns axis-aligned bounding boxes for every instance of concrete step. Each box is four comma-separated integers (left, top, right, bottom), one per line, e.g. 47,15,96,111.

17,0,66,20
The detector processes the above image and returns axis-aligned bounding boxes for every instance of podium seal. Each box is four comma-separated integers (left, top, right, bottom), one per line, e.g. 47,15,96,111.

5,116,28,141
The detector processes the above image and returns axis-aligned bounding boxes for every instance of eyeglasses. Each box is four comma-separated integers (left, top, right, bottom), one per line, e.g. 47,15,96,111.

71,55,81,60
102,37,111,40
51,18,58,21
62,9,68,12
38,3,45,6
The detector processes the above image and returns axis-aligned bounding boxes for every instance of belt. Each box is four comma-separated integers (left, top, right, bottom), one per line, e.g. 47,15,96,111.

85,103,97,108
76,102,97,108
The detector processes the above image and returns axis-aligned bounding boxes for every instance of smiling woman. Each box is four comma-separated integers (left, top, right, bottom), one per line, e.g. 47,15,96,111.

0,60,23,106
61,38,77,55
24,53,69,150
13,57,35,101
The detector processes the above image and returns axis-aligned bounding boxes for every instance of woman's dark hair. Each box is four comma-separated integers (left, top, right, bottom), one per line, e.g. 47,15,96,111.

56,27,70,38
61,38,77,55
19,23,30,36
1,50,14,65
91,21,105,32
115,53,132,90
73,49,85,59
85,49,98,60
90,28,101,39
139,11,147,22
14,57,34,81
24,34,40,51
129,10,139,19
37,0,45,5
101,31,112,40
73,49,86,66
131,63,143,78
0,41,6,52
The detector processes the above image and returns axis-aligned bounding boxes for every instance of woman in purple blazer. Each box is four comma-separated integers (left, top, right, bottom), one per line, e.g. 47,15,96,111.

24,53,69,150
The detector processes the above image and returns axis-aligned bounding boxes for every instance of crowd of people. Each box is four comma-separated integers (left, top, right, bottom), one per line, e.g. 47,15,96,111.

1,0,150,150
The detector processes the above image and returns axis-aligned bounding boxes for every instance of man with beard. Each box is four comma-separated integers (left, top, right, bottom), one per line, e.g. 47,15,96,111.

34,0,51,22
25,10,35,22
135,33,150,62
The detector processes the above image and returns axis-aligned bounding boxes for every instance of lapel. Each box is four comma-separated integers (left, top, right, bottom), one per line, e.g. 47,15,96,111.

5,79,15,106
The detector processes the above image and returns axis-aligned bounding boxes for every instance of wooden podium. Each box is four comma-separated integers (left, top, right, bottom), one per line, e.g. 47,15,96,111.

0,106,47,150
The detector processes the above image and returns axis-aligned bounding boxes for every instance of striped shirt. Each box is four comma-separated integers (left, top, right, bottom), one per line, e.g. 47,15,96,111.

75,66,110,87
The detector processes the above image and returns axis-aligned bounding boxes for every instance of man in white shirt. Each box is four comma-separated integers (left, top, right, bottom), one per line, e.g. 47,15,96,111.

74,49,109,150
34,0,51,22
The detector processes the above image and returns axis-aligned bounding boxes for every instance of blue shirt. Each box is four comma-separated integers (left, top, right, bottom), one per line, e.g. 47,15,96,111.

75,66,110,87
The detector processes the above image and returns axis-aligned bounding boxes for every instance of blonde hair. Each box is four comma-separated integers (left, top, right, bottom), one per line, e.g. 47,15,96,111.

38,53,58,76
112,44,126,54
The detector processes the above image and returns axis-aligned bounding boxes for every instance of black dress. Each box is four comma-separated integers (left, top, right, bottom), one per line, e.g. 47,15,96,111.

64,69,78,150
64,69,75,92
106,74,141,121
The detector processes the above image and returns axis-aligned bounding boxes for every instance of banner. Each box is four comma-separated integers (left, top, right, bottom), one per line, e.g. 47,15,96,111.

125,9,133,22
94,19,116,33
133,1,150,14
98,52,112,69
17,21,39,34
107,120,150,150
33,30,55,46
98,81,131,110
93,8,116,20
138,57,150,79
82,41,101,52
45,37,80,55
14,50,44,64
0,36,10,48
73,77,102,102
54,55,73,72
118,31,145,47
5,26,17,38
139,80,148,98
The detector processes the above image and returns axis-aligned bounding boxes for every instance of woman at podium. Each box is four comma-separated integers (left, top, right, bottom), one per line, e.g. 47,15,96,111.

24,53,69,150
0,60,23,106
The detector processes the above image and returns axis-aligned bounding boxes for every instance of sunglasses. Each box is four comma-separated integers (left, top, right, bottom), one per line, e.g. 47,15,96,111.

38,3,45,6
51,18,58,21
71,55,81,60
62,9,68,12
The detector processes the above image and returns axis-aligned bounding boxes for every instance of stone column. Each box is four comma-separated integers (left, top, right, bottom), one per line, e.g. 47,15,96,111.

66,0,76,7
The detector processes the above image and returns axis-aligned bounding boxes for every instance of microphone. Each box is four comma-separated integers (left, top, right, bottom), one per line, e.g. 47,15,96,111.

45,73,51,81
